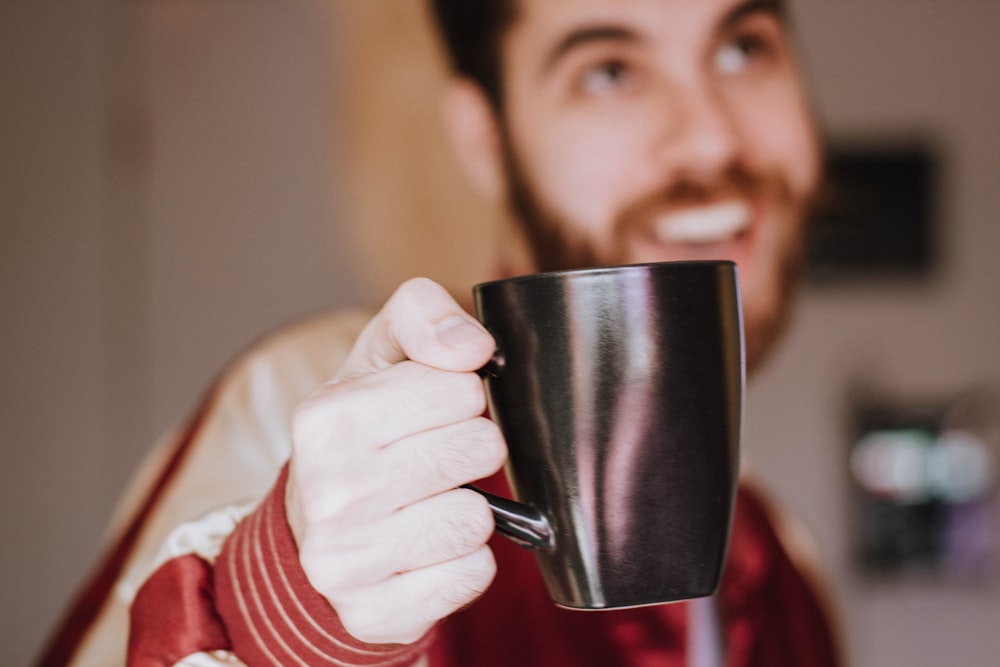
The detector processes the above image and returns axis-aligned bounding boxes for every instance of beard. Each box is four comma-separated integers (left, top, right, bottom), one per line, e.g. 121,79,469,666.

498,132,814,375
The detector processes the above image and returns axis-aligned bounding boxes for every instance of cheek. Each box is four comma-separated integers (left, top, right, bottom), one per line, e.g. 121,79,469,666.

513,114,647,239
732,87,821,199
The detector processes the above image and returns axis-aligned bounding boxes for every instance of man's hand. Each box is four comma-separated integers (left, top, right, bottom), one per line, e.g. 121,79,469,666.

285,278,506,645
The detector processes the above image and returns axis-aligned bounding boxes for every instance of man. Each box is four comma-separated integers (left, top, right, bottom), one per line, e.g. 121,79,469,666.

39,0,840,665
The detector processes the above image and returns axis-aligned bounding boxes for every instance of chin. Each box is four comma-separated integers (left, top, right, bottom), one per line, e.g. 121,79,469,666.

743,300,785,376
622,240,750,269
740,251,804,376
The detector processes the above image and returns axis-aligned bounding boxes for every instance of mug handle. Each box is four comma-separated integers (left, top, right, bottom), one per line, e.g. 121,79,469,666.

465,345,555,551
461,485,555,550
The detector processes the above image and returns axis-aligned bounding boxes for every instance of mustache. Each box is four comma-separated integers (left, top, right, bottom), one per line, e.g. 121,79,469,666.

612,165,769,240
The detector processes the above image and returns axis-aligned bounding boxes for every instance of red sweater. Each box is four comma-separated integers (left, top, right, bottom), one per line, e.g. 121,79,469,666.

126,465,840,667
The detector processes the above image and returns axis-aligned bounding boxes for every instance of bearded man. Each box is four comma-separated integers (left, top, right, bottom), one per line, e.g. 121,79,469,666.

40,1,841,665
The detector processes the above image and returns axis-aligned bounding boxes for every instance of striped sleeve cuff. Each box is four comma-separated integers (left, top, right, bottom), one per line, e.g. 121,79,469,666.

213,464,431,666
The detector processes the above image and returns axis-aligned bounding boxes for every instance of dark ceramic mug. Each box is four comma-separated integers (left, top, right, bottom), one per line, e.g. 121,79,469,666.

467,260,744,610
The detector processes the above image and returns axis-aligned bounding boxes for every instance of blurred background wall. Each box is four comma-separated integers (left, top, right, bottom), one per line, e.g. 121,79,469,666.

2,0,997,664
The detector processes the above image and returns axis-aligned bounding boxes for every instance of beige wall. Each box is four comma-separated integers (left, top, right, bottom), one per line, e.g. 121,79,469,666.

333,0,501,300
2,1,363,662
750,1,1000,663
2,0,998,664
2,4,111,662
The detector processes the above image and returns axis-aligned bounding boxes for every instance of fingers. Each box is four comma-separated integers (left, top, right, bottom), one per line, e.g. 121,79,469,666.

286,277,505,646
300,488,495,591
383,417,506,509
330,545,497,645
337,277,495,380
290,385,504,537
295,362,489,463
297,489,499,645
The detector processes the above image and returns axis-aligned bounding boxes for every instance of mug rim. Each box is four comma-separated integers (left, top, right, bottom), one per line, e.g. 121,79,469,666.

474,259,736,290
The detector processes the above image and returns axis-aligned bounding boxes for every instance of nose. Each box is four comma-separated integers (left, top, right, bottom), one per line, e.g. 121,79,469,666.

649,80,743,184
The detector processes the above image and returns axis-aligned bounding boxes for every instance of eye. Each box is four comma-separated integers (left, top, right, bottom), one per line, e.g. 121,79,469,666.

578,59,641,96
714,33,772,75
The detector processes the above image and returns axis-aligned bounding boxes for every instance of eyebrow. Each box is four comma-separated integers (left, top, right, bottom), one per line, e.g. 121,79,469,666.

541,25,639,77
720,0,785,31
540,0,785,76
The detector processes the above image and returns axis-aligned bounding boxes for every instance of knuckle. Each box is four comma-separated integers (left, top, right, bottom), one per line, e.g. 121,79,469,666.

292,381,365,453
431,546,497,613
386,278,446,327
426,369,486,421
396,276,441,301
290,397,325,453
299,548,350,596
464,491,498,544
298,523,395,594
337,589,431,645
299,536,377,594
468,544,498,585
468,417,508,472
381,279,421,319
437,490,496,550
393,362,486,422
384,362,437,418
453,371,488,416
409,419,505,487
458,490,496,543
400,491,495,567
337,603,387,644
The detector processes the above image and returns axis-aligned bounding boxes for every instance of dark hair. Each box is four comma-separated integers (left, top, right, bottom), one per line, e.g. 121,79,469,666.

426,0,518,109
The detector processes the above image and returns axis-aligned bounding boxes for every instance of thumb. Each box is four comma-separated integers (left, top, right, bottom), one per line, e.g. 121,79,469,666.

336,278,495,379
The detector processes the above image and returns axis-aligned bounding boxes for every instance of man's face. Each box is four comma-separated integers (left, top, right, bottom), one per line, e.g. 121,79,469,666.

495,0,822,370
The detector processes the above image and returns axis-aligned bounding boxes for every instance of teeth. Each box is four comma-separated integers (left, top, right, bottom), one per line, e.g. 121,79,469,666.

655,201,751,245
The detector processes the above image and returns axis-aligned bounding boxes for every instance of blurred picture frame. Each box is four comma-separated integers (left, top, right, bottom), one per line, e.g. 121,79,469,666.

806,140,939,283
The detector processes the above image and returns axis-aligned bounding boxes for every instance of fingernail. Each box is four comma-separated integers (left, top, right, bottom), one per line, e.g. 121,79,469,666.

436,315,487,349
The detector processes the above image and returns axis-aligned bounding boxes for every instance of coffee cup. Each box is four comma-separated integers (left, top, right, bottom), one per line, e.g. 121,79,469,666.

466,260,744,610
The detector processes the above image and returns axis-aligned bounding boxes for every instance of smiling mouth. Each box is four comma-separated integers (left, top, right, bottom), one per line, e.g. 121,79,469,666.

654,201,751,245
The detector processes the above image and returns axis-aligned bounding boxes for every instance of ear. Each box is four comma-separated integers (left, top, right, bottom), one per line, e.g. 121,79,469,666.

441,78,506,201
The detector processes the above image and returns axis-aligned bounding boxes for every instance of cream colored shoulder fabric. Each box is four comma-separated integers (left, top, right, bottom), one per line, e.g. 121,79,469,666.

69,310,371,666
175,650,248,666
170,651,429,667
